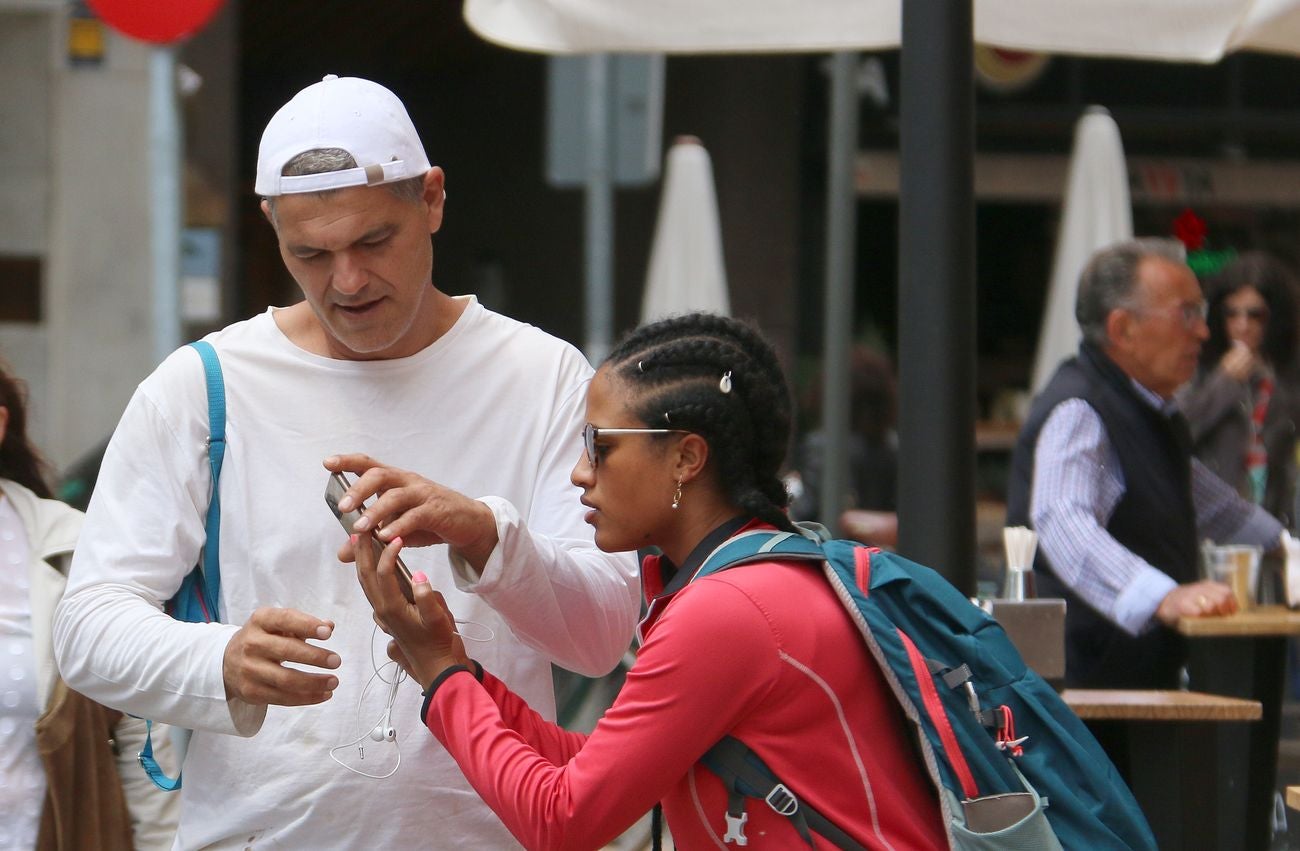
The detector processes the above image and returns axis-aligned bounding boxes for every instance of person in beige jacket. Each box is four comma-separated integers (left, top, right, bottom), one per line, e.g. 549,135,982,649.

0,364,177,850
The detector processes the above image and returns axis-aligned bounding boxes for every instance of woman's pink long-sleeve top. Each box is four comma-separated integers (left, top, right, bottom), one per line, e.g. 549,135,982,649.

423,540,946,849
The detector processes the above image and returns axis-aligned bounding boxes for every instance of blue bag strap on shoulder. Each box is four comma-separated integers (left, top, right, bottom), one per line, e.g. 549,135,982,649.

191,340,226,621
140,341,226,792
696,528,825,578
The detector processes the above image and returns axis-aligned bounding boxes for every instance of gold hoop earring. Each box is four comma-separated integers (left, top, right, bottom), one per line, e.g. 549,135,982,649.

671,479,683,510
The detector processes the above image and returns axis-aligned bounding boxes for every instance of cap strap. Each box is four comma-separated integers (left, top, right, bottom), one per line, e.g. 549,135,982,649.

273,159,414,195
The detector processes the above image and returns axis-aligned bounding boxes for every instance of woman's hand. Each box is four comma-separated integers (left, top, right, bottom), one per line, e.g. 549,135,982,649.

325,454,499,572
1220,339,1258,383
353,532,470,693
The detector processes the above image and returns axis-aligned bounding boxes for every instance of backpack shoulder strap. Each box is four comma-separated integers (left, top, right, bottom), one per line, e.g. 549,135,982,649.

140,341,225,793
701,735,867,850
696,528,825,579
189,340,226,620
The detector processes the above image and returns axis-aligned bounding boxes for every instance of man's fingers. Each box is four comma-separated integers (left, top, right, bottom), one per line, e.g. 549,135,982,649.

1186,581,1237,616
254,633,342,671
354,483,434,536
322,455,395,514
240,662,338,707
249,606,334,641
323,453,382,476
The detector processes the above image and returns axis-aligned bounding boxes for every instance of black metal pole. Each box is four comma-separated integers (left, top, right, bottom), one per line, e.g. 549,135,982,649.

897,0,976,591
818,52,860,538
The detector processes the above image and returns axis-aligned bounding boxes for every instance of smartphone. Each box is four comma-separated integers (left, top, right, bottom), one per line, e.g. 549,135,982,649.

324,471,415,603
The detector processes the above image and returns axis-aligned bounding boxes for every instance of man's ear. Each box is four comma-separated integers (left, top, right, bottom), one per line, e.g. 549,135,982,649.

423,167,446,234
674,433,710,484
259,199,275,229
1105,307,1132,349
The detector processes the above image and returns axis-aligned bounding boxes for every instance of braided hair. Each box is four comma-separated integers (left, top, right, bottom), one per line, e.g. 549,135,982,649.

605,313,796,532
0,364,52,499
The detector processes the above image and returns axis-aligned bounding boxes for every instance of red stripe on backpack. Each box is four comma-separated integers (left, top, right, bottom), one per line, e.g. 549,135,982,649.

898,628,980,800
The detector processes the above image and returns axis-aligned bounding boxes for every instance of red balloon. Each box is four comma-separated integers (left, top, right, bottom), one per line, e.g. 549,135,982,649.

87,0,226,45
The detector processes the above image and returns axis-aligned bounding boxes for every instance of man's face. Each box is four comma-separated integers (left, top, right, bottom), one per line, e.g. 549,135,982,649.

263,169,445,361
1110,256,1209,399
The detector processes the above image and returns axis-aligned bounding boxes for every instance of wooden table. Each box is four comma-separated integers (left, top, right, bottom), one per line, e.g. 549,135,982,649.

1063,689,1260,849
1062,688,1262,721
1178,606,1300,638
1177,606,1300,850
1288,785,1300,812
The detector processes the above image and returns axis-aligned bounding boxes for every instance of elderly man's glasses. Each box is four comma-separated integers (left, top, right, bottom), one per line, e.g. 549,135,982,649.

582,423,688,469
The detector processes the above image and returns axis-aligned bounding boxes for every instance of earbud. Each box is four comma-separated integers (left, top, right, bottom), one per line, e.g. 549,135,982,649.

368,709,396,742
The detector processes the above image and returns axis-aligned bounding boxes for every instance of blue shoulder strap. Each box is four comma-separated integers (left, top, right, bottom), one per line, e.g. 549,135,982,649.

696,528,825,579
192,340,226,620
139,340,226,792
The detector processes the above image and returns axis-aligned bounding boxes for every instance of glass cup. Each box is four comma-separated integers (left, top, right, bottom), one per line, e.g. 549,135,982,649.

1203,544,1261,610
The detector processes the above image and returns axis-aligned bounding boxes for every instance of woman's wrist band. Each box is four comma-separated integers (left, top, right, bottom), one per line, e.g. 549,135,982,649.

420,660,483,721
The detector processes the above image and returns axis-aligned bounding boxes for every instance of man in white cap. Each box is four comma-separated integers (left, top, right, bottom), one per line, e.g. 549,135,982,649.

53,75,640,848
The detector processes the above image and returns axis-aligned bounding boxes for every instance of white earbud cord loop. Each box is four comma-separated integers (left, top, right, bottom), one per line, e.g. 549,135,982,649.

327,627,407,779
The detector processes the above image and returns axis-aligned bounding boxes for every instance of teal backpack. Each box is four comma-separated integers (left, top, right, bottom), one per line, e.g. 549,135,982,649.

695,529,1157,850
138,340,226,791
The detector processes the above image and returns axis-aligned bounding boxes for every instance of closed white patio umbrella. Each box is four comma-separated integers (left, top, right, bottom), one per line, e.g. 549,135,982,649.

1030,106,1133,395
641,136,730,324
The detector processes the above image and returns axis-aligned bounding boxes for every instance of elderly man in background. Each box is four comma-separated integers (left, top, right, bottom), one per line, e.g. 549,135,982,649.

1006,238,1283,690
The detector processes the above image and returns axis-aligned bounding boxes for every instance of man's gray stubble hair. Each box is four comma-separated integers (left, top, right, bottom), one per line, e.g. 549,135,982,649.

262,148,426,227
1075,237,1188,348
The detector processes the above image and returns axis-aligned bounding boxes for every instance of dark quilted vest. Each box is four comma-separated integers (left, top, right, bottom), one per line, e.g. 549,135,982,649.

1006,342,1198,688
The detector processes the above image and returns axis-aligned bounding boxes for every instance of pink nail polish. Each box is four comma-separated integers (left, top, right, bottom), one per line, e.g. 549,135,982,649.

412,571,428,584
349,534,358,545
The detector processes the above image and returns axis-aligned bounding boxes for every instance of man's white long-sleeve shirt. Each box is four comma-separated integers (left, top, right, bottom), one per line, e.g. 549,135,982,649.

54,299,639,849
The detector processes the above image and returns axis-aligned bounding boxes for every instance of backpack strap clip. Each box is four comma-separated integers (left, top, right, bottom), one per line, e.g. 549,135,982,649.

928,657,1006,729
723,808,749,846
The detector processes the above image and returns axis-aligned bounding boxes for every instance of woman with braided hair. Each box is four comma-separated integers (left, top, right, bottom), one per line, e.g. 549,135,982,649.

353,313,945,849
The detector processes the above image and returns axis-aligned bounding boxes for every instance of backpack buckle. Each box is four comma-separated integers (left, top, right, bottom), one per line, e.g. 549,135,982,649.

723,811,749,845
764,783,799,817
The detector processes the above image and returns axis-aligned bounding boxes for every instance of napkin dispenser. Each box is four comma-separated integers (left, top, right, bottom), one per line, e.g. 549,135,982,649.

990,598,1067,689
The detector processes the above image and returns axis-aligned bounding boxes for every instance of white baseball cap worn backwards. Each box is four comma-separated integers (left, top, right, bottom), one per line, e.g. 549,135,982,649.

255,74,431,197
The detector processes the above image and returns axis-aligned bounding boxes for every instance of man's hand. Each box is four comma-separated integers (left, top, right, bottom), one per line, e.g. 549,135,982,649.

222,608,340,706
1154,580,1238,626
324,454,499,572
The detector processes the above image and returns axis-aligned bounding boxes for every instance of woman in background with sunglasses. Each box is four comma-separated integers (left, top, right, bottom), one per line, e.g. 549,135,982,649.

1179,252,1300,526
350,313,945,850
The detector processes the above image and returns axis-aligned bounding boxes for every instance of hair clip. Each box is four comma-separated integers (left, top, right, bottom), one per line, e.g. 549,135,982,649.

719,371,733,394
